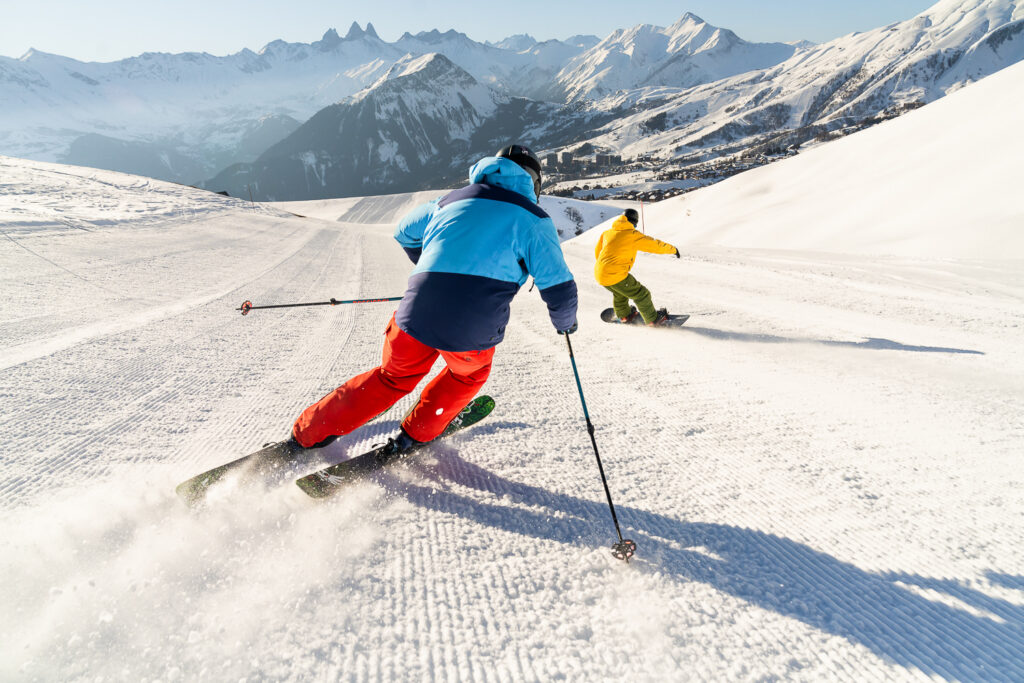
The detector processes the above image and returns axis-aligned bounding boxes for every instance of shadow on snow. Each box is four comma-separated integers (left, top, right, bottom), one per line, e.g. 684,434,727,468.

383,448,1021,682
680,325,985,355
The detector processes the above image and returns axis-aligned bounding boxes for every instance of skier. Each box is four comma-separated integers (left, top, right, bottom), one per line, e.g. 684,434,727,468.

594,208,679,325
287,144,578,455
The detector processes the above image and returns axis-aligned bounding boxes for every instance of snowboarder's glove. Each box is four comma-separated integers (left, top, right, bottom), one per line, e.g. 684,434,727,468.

673,248,681,258
557,320,578,335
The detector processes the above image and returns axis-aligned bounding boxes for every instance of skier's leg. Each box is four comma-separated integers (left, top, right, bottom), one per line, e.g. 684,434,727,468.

292,316,438,447
619,274,656,322
400,347,495,442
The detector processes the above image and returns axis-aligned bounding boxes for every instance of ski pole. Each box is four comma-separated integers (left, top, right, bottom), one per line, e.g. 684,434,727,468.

236,296,402,316
563,333,637,562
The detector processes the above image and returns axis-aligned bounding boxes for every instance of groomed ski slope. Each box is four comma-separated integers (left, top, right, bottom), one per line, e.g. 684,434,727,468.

1,61,1023,682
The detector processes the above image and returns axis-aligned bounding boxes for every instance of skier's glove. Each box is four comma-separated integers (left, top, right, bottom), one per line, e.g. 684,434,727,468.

673,248,681,259
557,320,578,335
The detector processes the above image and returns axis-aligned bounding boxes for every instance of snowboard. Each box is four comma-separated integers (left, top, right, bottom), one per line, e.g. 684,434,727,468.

600,307,690,326
296,395,495,499
175,438,307,507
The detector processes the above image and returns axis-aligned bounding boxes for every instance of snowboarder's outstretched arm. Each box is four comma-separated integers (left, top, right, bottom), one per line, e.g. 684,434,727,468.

635,233,678,256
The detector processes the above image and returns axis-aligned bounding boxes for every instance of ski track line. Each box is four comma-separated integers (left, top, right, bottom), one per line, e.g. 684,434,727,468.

178,227,371,457
0,226,372,507
0,216,312,371
178,226,409,468
0,222,412,511
0,221,326,428
0,216,296,339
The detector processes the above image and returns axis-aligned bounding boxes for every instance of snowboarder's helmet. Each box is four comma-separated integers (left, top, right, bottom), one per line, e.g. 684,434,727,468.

624,208,639,226
496,144,542,201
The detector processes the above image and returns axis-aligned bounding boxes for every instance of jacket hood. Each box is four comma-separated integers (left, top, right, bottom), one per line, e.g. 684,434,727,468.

468,156,537,202
611,215,635,231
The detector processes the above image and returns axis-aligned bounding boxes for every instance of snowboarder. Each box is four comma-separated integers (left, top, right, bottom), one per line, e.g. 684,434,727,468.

594,208,679,325
285,144,578,455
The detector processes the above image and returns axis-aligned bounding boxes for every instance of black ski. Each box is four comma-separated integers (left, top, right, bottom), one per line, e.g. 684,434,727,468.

600,307,689,327
176,404,397,506
175,439,308,507
296,395,495,498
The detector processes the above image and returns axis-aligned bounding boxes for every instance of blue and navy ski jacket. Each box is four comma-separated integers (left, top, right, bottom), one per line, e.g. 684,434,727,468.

393,156,578,351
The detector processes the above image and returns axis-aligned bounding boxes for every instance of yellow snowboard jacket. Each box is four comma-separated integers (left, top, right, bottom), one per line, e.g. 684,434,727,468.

593,216,678,286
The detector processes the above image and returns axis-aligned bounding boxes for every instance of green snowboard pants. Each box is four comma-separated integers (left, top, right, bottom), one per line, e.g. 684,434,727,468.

604,274,656,322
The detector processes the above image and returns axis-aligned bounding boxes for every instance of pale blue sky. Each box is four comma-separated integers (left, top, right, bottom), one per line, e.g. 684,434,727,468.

3,0,939,62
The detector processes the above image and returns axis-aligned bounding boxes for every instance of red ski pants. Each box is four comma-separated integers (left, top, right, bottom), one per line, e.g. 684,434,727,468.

292,316,494,447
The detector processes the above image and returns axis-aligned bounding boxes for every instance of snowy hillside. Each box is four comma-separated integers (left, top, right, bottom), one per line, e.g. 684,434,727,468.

577,0,1024,162
1,60,1023,682
629,58,1024,259
203,54,531,201
555,13,796,101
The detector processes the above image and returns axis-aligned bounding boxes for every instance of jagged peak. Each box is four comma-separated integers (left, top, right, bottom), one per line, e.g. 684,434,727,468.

565,34,601,49
665,11,715,37
402,28,471,44
383,52,462,79
491,34,538,51
365,22,380,40
674,12,706,26
787,39,817,50
19,48,50,61
344,22,365,40
350,52,472,102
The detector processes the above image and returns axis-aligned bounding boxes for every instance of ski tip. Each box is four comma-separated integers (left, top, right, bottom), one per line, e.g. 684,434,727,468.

174,481,205,508
295,475,331,499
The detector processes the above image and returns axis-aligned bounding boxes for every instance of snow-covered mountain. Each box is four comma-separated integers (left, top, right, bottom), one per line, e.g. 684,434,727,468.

204,54,527,200
489,34,540,51
554,13,798,101
577,0,1024,162
0,22,587,183
0,24,406,182
200,50,639,201
2,56,1022,682
1,0,1021,192
204,0,1024,201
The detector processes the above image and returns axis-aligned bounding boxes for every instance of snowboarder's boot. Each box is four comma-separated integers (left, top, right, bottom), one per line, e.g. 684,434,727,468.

647,308,669,326
620,307,640,323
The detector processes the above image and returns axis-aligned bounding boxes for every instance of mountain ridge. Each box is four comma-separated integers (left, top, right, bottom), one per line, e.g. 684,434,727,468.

2,1,1022,194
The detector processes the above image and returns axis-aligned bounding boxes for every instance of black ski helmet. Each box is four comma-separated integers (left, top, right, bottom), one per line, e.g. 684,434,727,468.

624,208,639,226
496,144,542,200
